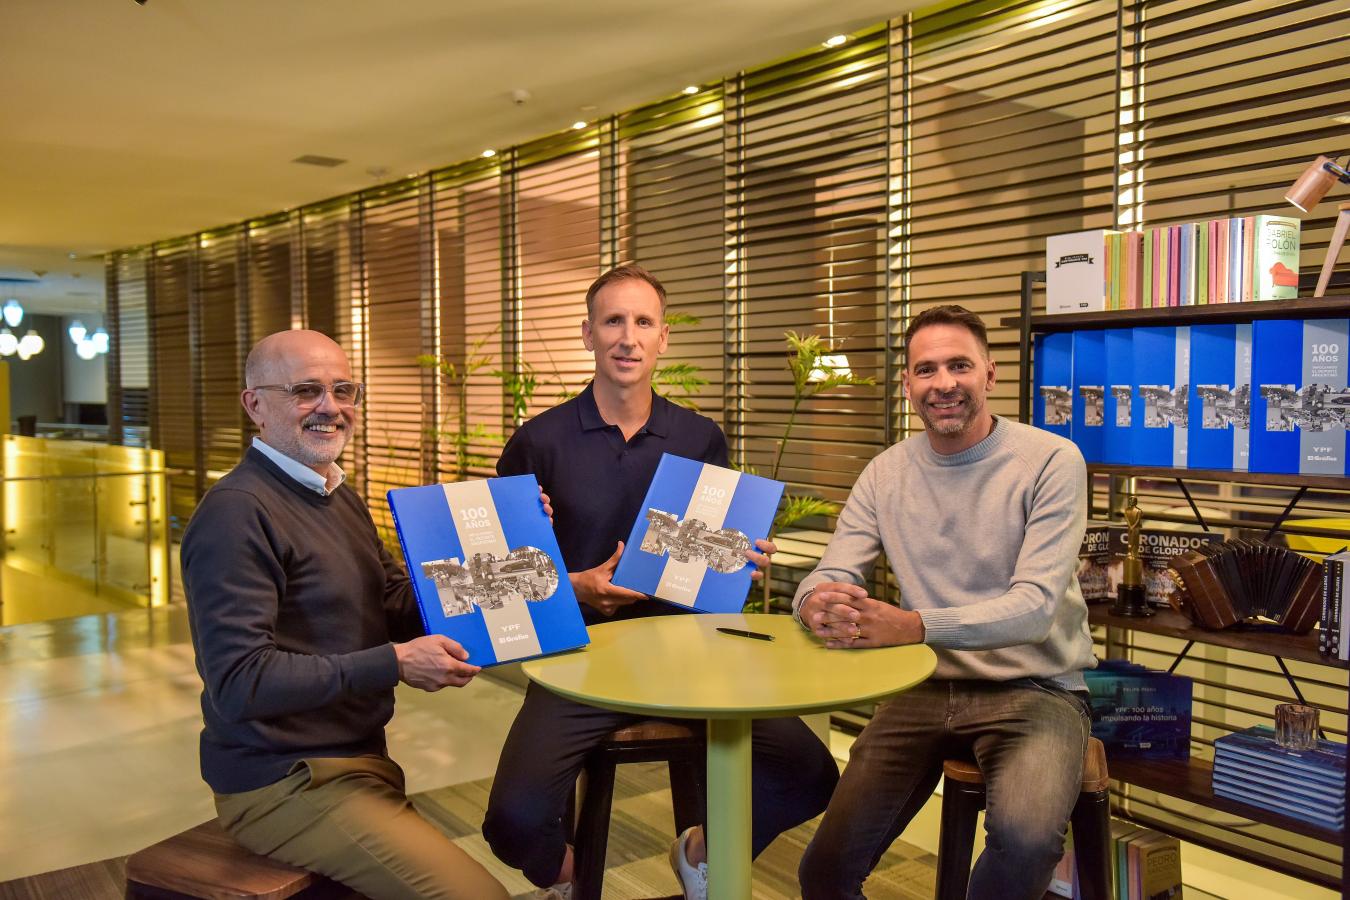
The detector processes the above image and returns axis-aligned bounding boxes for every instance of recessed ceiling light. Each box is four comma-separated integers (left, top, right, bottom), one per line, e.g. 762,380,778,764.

571,121,587,130
68,252,78,260
481,149,497,158
823,34,848,47
682,85,699,95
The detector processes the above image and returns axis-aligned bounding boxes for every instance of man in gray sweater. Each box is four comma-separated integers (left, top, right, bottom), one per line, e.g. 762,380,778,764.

794,305,1095,900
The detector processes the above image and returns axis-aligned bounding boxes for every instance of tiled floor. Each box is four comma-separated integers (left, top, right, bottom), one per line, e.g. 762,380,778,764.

0,603,526,882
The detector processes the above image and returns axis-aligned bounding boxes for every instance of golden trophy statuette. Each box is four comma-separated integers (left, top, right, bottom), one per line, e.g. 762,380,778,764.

1111,496,1154,617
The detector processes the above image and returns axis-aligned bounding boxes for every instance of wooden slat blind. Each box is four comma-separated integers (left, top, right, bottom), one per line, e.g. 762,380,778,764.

904,0,1120,433
431,162,506,482
196,229,246,484
515,133,602,418
730,28,891,514
617,88,729,422
148,241,197,537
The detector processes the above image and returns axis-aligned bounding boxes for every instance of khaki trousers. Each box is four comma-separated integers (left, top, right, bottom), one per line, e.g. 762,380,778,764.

214,755,507,900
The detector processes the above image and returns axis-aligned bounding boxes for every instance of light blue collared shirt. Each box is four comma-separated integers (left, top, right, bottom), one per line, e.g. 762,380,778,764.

251,436,346,496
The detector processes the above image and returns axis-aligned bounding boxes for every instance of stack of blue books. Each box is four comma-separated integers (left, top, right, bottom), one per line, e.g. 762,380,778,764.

1212,726,1346,832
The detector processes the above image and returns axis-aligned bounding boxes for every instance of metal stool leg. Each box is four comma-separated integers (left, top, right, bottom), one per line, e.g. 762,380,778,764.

936,776,985,900
1070,788,1113,900
572,755,617,900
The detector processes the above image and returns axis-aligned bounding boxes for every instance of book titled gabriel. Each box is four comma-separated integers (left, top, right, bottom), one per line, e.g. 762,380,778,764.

612,453,784,613
387,476,589,666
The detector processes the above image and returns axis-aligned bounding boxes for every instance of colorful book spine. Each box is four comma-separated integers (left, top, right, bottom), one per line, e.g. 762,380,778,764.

1220,218,1231,302
1072,330,1107,463
1034,332,1074,441
1104,328,1134,465
1142,229,1155,309
1188,323,1253,471
1197,222,1209,305
1229,217,1243,304
1242,215,1256,302
1132,325,1190,468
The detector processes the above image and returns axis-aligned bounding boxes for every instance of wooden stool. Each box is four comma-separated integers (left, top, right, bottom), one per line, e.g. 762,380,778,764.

935,737,1112,900
570,720,705,900
125,819,364,899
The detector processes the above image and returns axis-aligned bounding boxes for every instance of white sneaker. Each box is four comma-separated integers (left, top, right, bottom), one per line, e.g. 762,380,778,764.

532,883,572,900
668,826,709,900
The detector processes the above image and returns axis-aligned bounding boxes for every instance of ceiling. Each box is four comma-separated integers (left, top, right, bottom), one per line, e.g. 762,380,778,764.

2,0,923,316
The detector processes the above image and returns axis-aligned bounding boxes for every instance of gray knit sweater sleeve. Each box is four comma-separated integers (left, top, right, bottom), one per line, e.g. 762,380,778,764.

792,418,1094,687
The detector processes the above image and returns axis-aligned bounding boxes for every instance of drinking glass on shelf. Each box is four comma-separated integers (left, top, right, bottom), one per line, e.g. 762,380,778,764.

1274,703,1319,750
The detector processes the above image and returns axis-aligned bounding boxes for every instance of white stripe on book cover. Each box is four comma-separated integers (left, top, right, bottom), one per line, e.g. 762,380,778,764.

655,464,743,606
1174,326,1190,467
445,481,542,661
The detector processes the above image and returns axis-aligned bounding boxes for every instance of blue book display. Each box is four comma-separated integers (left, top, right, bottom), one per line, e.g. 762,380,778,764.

1086,661,1192,759
1072,330,1106,463
1188,323,1252,471
1132,325,1190,467
387,476,589,667
1212,726,1346,830
612,453,784,613
1033,332,1073,441
1103,328,1134,465
1250,318,1350,476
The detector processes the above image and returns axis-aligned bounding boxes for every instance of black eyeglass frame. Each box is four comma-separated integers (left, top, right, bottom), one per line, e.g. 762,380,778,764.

250,381,366,408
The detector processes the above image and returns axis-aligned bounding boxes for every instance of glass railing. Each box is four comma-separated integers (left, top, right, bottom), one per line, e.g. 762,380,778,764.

2,435,170,626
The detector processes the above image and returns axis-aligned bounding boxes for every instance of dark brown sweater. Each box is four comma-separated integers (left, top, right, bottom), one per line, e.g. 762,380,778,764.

182,448,423,793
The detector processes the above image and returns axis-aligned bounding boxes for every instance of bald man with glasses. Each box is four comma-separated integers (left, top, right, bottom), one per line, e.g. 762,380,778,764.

181,329,510,900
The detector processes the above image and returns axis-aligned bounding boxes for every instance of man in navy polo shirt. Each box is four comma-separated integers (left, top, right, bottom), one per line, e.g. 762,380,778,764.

482,265,838,900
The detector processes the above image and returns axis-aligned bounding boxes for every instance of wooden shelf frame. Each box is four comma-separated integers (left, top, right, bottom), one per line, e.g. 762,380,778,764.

1009,276,1350,892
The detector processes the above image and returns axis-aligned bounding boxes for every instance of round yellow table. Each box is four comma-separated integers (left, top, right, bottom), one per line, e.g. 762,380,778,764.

521,612,937,899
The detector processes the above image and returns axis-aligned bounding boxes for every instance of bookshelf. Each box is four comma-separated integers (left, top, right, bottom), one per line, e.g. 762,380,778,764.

1015,286,1350,892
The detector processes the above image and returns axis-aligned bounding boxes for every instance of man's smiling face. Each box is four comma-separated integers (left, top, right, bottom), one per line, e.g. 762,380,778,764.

902,322,996,455
581,277,669,392
242,331,356,475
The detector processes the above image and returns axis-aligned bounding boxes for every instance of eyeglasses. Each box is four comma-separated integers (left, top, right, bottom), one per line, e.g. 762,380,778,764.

251,381,365,408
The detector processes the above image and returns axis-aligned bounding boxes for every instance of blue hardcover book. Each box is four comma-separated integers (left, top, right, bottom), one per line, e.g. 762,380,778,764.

1211,765,1345,810
1214,726,1347,787
1212,774,1344,829
1086,668,1192,759
1188,323,1253,471
1104,328,1134,465
387,476,589,667
1132,325,1190,467
1072,330,1106,463
1034,332,1074,441
1251,318,1350,475
612,453,784,613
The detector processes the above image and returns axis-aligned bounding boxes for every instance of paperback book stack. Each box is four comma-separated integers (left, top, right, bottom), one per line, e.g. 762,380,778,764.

1046,215,1300,314
1212,726,1346,832
1086,661,1192,759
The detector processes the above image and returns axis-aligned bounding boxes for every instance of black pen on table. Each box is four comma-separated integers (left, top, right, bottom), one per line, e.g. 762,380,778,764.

716,626,774,642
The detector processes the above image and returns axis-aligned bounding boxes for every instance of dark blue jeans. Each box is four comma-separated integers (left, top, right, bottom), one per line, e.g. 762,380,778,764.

799,678,1090,900
484,681,839,888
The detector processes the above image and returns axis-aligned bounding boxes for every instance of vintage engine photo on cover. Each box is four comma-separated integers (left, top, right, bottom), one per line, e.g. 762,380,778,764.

1196,383,1251,430
421,547,559,616
1260,383,1350,432
1038,385,1072,425
640,509,752,574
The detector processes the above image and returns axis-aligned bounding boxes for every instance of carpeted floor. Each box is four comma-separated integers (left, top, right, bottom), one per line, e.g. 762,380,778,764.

2,761,938,899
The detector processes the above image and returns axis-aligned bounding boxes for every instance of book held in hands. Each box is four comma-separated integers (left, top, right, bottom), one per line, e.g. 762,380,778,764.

612,453,785,613
387,475,589,666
